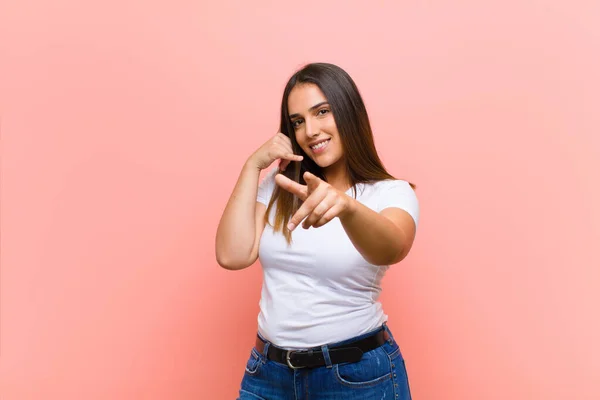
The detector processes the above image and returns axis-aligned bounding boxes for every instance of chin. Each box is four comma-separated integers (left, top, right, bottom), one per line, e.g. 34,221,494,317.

316,157,340,169
302,148,342,169
309,155,328,167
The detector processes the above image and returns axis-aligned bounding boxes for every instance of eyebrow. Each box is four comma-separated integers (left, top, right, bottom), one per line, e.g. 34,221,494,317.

289,102,329,119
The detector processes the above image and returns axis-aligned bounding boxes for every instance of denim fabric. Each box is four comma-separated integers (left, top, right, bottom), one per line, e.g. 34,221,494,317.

237,323,412,400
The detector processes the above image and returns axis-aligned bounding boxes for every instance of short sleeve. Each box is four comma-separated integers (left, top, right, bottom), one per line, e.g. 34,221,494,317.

256,167,278,206
376,180,420,227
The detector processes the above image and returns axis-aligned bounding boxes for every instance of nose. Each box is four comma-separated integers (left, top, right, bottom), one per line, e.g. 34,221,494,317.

304,117,320,138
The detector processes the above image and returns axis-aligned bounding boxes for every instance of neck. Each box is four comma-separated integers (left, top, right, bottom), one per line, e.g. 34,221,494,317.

323,159,351,192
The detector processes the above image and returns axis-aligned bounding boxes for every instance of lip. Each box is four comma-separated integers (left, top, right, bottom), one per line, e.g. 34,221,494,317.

308,138,331,147
309,138,331,154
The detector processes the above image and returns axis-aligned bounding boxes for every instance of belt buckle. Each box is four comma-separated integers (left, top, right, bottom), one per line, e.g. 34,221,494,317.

286,350,305,370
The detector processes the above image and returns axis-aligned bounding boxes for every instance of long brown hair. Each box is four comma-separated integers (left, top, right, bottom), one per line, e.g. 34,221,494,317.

265,63,416,244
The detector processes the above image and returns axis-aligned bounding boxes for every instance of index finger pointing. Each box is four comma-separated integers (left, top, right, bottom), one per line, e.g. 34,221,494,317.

274,173,308,200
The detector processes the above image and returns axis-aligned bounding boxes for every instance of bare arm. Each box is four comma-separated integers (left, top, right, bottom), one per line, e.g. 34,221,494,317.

275,171,417,266
215,160,266,270
215,133,302,270
339,201,417,266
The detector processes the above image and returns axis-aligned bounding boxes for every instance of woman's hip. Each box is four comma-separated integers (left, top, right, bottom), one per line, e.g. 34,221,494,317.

238,323,412,399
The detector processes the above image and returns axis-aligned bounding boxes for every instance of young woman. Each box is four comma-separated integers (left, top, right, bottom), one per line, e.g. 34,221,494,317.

216,62,419,399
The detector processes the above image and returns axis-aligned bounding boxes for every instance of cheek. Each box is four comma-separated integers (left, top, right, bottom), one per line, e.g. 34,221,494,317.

327,128,340,147
297,129,311,146
325,119,339,137
330,132,343,154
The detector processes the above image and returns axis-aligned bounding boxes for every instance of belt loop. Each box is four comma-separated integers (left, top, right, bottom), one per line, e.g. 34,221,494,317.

262,341,271,358
321,344,333,368
382,322,393,344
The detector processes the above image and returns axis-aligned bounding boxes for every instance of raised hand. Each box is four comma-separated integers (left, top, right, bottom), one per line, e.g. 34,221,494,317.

248,132,303,171
275,171,353,231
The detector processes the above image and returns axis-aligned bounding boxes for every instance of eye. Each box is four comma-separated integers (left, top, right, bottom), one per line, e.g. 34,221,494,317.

317,108,330,116
292,119,303,128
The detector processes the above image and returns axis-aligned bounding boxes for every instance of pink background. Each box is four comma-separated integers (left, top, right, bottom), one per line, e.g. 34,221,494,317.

1,1,599,399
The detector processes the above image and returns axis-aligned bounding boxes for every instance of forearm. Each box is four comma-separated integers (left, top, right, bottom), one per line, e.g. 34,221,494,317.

339,199,406,266
215,160,261,268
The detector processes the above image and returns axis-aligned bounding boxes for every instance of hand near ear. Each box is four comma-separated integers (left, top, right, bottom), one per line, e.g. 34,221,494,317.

248,132,303,171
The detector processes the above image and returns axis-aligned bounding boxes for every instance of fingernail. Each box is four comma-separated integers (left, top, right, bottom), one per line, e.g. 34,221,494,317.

287,223,295,231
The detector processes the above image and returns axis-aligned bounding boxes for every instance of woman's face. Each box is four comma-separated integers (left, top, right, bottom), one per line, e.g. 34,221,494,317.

287,83,344,170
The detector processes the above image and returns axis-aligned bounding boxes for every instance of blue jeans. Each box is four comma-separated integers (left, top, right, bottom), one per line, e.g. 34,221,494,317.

238,323,412,399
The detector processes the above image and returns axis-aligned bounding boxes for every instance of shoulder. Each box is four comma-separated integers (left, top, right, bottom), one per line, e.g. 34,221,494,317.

371,179,417,200
263,166,280,180
259,167,280,187
372,179,419,226
257,167,280,206
374,179,414,192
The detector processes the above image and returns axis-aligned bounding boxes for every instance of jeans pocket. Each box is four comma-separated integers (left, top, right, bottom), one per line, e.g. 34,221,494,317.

244,348,263,376
333,347,392,388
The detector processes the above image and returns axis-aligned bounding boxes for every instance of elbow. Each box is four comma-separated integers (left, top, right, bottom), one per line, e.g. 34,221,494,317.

215,253,254,271
387,246,410,266
216,255,240,270
365,247,407,266
215,239,251,270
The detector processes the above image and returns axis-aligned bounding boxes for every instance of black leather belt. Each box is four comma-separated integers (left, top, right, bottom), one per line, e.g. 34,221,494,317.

255,328,390,369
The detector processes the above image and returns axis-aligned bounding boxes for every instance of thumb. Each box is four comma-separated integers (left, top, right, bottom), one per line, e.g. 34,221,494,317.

303,171,321,189
279,159,290,171
303,171,318,181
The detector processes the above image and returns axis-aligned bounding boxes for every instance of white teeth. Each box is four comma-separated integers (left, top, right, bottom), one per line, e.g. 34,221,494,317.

311,139,330,150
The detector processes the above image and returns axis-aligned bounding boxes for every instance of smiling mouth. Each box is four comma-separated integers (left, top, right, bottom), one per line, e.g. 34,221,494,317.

310,139,331,152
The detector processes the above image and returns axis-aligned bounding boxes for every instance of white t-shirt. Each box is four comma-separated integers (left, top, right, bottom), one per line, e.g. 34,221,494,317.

255,167,420,349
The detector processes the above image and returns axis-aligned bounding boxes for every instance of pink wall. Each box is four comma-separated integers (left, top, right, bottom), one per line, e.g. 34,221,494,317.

1,1,599,399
